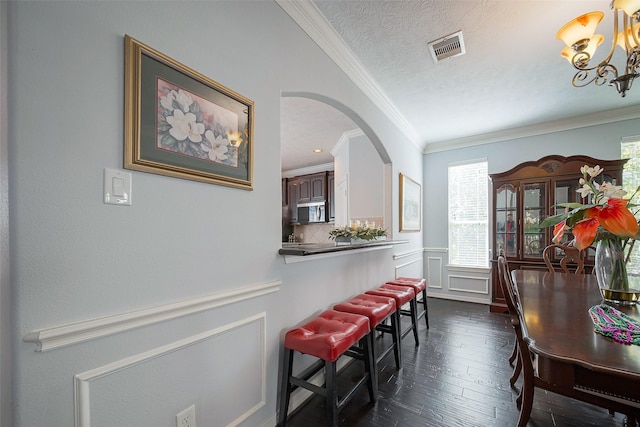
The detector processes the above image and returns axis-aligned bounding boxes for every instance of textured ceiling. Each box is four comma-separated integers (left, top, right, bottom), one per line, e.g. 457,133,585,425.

281,0,640,171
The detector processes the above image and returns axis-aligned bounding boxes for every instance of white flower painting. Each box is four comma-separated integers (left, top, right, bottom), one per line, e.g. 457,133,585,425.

156,78,241,167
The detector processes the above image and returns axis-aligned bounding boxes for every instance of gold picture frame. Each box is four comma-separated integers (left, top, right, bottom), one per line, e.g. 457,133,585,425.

399,173,421,232
124,35,254,190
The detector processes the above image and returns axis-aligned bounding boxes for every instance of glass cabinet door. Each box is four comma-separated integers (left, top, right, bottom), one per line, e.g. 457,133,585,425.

523,183,545,258
496,183,517,257
553,179,579,246
554,178,598,262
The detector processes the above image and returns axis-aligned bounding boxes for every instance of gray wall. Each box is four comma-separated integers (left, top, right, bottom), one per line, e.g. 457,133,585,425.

423,119,640,302
1,2,11,426
5,1,424,426
349,136,384,221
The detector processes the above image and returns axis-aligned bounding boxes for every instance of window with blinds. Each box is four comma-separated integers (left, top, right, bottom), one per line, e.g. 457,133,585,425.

448,160,489,267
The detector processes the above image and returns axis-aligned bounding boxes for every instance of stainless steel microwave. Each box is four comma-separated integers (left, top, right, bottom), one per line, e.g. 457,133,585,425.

297,202,326,224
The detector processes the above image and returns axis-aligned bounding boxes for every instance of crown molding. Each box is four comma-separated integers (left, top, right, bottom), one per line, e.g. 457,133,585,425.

276,0,422,151
424,105,640,154
330,129,364,157
282,162,334,178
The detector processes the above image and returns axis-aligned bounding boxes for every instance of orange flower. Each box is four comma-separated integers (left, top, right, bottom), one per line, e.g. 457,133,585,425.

596,198,639,237
572,214,600,250
552,220,566,243
569,200,638,250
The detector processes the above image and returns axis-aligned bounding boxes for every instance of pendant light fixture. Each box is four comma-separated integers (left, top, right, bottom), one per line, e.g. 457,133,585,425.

557,0,640,97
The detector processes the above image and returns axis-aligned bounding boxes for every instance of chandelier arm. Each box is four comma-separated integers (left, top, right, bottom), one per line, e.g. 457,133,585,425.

571,52,620,79
631,16,640,49
600,7,621,65
629,48,640,73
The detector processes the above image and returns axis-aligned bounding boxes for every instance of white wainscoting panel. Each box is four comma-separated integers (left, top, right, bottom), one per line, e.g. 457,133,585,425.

24,280,280,351
394,257,422,278
448,274,489,294
427,257,443,289
74,313,266,427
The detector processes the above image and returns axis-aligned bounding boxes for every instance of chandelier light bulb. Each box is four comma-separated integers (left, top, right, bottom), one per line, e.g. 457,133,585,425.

613,0,640,18
616,22,640,50
557,11,604,50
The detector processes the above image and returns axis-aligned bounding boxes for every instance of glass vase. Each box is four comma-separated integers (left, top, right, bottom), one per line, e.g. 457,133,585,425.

594,237,638,305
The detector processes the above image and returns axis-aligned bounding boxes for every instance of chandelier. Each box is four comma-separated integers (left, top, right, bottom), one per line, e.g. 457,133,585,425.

556,0,640,97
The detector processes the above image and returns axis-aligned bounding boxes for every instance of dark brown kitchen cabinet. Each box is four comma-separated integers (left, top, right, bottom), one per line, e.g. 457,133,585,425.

284,171,332,225
296,173,326,204
287,179,299,224
297,177,311,204
310,173,327,202
489,155,627,313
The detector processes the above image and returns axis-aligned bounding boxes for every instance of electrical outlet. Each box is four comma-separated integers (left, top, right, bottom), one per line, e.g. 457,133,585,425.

176,404,196,427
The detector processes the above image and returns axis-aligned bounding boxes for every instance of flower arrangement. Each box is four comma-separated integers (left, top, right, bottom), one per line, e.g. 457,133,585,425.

539,165,639,250
539,164,639,295
328,225,387,241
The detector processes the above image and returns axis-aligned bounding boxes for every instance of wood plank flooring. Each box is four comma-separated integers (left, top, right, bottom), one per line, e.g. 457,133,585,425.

282,298,629,426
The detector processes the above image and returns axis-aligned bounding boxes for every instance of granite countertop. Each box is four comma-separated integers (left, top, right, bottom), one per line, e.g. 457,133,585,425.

279,240,408,256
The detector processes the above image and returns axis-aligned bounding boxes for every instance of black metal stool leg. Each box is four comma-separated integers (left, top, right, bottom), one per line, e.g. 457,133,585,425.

362,332,378,402
391,311,401,369
421,288,429,329
410,298,420,346
278,348,294,427
325,360,339,427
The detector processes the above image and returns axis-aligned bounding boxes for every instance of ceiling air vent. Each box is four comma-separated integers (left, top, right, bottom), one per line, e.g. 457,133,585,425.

427,30,465,63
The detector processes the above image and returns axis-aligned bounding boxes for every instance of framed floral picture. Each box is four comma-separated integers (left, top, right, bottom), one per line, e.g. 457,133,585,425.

399,173,421,232
124,35,253,190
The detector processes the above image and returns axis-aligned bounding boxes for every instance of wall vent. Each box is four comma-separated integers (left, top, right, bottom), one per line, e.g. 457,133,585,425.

427,30,465,63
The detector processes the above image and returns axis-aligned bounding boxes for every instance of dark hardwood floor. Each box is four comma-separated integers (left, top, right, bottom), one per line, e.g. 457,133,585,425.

282,298,629,427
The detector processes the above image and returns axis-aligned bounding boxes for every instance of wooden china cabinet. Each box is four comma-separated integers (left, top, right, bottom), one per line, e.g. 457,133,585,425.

489,155,627,313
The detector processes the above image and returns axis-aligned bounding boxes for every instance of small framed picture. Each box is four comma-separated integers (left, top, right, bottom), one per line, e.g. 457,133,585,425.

399,173,421,232
124,35,253,190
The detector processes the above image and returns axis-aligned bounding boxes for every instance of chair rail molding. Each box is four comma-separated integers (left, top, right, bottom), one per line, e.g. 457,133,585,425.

24,280,281,352
424,247,448,253
393,247,424,260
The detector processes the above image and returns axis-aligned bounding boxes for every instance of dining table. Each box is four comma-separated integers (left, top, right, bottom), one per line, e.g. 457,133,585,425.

512,269,640,424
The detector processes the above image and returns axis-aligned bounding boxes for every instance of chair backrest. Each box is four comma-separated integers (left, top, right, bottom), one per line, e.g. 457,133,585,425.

497,254,520,317
542,243,585,274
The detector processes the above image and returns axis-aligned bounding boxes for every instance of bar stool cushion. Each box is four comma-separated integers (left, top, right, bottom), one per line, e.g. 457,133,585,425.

284,309,370,362
386,276,429,330
334,294,396,327
366,283,415,306
387,277,426,293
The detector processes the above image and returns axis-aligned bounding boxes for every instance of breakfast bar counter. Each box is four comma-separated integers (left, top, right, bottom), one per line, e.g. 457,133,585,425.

279,240,408,257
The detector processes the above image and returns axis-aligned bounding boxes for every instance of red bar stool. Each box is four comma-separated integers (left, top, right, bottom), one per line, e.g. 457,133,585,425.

333,293,401,375
386,277,429,329
278,309,377,427
365,283,419,346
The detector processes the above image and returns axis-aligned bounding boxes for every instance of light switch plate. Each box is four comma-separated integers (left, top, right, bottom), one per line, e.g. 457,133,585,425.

104,168,132,206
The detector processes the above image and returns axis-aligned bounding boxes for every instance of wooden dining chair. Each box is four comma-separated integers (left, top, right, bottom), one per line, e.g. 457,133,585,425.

542,243,585,273
498,255,536,426
497,252,521,387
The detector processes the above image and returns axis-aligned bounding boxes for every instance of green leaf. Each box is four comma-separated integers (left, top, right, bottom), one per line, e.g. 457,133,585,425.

554,202,585,209
537,213,568,228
